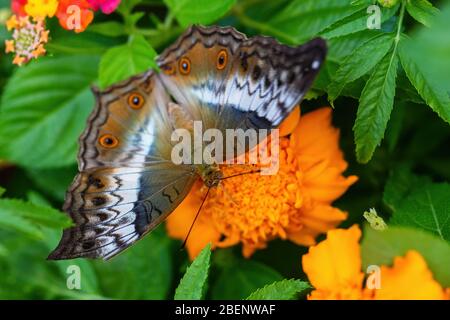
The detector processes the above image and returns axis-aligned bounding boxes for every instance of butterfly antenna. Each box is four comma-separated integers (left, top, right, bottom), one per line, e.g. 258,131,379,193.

180,187,211,250
220,168,261,181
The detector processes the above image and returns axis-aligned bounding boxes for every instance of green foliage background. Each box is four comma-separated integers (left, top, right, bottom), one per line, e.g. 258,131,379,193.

0,0,449,299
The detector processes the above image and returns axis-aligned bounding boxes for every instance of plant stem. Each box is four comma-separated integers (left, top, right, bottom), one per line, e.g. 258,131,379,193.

395,0,406,44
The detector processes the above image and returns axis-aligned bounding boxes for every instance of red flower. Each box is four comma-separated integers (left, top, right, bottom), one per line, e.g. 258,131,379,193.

12,0,27,17
88,0,121,14
56,0,94,33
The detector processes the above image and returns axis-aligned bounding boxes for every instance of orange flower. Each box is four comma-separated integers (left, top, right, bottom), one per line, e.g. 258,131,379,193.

166,107,358,259
302,225,449,300
56,0,94,33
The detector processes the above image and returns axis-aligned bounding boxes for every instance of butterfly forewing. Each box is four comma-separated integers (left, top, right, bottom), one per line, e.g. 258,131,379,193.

157,25,326,161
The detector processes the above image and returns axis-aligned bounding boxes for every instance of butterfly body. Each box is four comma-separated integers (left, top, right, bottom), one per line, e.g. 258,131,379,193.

197,164,223,188
48,25,326,260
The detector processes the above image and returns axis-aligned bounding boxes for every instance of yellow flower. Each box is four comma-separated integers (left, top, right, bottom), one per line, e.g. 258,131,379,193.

166,107,358,259
302,225,449,300
31,44,46,58
4,15,49,66
25,0,59,19
6,15,19,31
5,40,15,53
367,251,448,300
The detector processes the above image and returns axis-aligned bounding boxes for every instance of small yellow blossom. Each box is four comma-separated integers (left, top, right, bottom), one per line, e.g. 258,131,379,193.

31,44,46,58
6,15,19,31
5,40,15,53
25,0,59,19
13,55,26,66
4,16,50,66
302,225,449,300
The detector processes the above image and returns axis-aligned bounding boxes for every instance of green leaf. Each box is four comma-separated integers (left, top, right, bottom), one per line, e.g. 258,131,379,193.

351,0,372,5
383,166,432,212
397,70,425,104
353,48,399,163
406,3,450,88
246,279,310,300
45,229,101,295
212,259,283,300
327,30,382,61
406,0,439,27
0,186,5,197
0,197,71,239
321,5,399,39
26,166,77,201
390,182,450,241
94,227,173,299
174,243,211,300
398,40,450,125
268,1,364,44
99,35,157,89
47,29,123,55
26,190,51,206
328,34,394,103
1,226,104,299
384,101,405,152
0,56,99,169
164,0,236,27
0,206,43,239
89,21,128,37
0,199,72,229
117,0,141,16
361,226,450,287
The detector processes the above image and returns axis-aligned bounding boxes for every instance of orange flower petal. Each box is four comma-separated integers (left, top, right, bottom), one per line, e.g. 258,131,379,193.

292,107,345,169
31,44,46,58
6,15,19,31
56,0,94,33
13,55,26,66
278,105,300,137
302,225,364,292
369,250,447,300
166,183,222,260
5,40,15,53
297,205,348,234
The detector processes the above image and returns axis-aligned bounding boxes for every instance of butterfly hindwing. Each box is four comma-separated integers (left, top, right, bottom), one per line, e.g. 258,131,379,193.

48,73,196,260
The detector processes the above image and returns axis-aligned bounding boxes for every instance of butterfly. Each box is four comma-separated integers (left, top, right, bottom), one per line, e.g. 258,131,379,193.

47,25,326,260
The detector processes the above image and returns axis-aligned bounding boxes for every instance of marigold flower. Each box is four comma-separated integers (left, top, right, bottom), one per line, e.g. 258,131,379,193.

302,225,449,300
56,0,94,33
12,0,27,17
166,107,358,259
25,0,59,19
4,15,49,66
88,0,121,14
